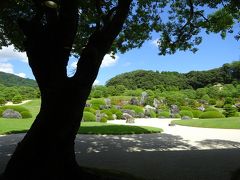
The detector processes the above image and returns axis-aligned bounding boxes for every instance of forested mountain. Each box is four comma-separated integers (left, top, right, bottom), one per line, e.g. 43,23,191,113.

106,61,240,90
0,71,37,87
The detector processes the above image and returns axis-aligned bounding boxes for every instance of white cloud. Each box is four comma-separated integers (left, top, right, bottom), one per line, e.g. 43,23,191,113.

151,39,159,47
0,45,28,63
15,72,26,78
93,80,100,85
0,63,14,73
0,63,26,78
101,54,119,68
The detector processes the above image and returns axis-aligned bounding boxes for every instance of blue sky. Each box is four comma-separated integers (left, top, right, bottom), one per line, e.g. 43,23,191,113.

0,31,239,85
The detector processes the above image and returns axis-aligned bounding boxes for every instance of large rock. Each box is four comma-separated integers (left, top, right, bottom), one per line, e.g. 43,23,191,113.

140,92,148,105
144,105,156,117
96,110,107,122
122,113,135,123
121,109,136,117
170,105,179,115
104,98,111,106
198,105,205,111
153,98,160,108
130,97,139,106
181,116,191,120
2,109,22,119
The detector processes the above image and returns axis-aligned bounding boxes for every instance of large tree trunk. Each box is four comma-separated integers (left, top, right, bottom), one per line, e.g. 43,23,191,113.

1,1,132,179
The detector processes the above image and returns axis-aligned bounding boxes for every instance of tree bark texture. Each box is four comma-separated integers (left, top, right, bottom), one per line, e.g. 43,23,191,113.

2,1,132,179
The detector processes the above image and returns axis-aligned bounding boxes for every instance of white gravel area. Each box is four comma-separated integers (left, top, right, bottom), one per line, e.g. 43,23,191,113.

108,118,240,149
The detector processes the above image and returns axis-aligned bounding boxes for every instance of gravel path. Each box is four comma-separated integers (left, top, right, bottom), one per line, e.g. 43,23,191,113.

1,118,240,179
109,118,240,150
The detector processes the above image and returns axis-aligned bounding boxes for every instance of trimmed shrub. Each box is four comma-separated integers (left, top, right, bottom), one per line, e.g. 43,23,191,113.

179,110,193,118
215,100,224,108
199,111,225,119
109,108,123,119
205,107,219,112
100,117,108,123
83,112,96,122
0,106,32,119
149,110,157,118
224,97,234,105
122,105,144,114
12,95,23,104
208,99,216,105
90,99,105,110
180,106,192,111
0,97,6,106
174,114,181,118
0,109,3,117
191,110,203,118
223,104,237,117
158,111,170,118
21,111,33,118
84,107,96,114
101,110,114,120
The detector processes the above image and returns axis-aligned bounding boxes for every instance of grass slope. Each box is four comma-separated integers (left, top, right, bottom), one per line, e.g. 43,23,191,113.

79,122,162,135
172,117,240,129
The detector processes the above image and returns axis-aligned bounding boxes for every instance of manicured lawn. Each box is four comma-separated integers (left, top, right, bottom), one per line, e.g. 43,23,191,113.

79,122,162,135
172,117,240,129
0,119,162,135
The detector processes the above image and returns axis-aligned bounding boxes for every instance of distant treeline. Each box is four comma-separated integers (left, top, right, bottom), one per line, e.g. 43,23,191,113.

0,71,37,87
106,61,240,90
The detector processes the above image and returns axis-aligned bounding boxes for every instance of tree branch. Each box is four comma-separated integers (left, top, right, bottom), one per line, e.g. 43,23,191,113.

172,0,195,45
73,0,132,86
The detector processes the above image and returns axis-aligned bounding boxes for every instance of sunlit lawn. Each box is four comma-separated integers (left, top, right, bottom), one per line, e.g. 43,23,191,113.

171,117,240,129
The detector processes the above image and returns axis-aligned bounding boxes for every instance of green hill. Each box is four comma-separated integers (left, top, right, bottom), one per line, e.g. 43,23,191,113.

106,61,240,90
0,71,37,87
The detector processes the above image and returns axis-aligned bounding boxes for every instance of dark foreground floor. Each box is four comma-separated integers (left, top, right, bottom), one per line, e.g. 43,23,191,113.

1,134,240,180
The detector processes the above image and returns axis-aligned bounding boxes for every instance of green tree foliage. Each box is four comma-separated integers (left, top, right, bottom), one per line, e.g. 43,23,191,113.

107,62,240,91
0,72,37,87
223,104,237,117
12,94,23,104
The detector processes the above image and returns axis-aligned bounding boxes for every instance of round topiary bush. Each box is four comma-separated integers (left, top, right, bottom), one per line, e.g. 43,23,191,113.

21,111,33,118
109,108,123,119
100,117,108,123
191,110,203,118
149,110,157,118
179,110,193,118
199,111,225,119
100,109,114,120
158,111,170,118
171,113,181,118
122,105,144,114
0,106,32,119
180,106,192,111
83,112,96,122
205,107,219,112
90,99,105,110
84,107,96,114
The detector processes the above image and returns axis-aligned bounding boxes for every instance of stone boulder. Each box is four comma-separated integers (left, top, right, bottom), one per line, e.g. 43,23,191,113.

122,113,135,123
197,105,205,111
121,109,136,117
181,116,191,120
170,105,179,115
130,97,139,106
153,98,160,108
2,109,22,119
140,92,148,105
104,98,111,106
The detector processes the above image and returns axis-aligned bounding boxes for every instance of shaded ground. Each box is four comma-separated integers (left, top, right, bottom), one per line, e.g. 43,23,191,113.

1,133,240,179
